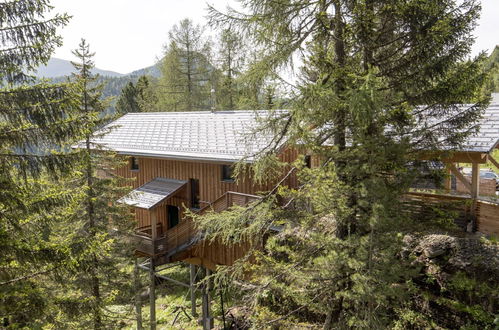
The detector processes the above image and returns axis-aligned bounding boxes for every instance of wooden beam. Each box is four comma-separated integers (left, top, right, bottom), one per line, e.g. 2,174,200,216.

444,164,452,191
470,162,480,223
149,258,156,330
443,152,488,164
202,268,214,329
447,163,472,193
419,151,488,163
151,210,157,241
489,154,499,171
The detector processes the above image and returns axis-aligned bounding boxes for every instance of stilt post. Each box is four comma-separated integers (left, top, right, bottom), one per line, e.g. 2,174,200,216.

149,258,156,330
134,258,143,330
190,264,198,317
202,268,214,329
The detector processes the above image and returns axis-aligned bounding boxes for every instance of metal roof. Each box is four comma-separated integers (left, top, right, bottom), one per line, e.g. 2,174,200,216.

464,103,499,152
118,177,187,209
412,103,499,153
90,110,285,162
88,103,499,163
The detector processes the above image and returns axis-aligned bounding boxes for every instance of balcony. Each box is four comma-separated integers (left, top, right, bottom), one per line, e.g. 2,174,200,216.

132,191,261,258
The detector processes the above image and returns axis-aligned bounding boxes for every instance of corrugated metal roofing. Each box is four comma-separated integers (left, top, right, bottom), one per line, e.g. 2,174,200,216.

88,103,499,162
412,103,499,153
118,177,187,209
463,103,499,152
90,110,285,162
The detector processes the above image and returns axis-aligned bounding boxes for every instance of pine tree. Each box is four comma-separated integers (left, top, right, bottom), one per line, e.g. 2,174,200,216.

157,18,214,111
200,0,490,328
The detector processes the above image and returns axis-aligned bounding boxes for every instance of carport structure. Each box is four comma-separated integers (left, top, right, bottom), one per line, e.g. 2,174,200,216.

412,101,499,236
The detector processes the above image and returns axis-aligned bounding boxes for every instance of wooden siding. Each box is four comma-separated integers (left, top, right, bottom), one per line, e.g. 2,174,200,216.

476,201,499,236
118,148,298,230
405,192,499,236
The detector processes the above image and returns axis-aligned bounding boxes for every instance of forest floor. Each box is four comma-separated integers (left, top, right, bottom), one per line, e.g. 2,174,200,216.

113,263,227,329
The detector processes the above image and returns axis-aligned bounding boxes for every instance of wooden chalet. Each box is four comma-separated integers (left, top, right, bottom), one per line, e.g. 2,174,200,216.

87,102,499,329
89,110,301,328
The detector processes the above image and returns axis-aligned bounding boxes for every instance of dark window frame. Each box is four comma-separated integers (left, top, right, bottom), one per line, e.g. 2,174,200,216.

221,164,234,182
189,178,200,209
167,205,180,229
304,155,312,169
130,156,139,171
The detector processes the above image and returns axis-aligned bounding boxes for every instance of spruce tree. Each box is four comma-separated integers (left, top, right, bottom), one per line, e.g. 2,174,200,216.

61,39,133,329
0,1,86,327
116,75,156,113
200,0,491,328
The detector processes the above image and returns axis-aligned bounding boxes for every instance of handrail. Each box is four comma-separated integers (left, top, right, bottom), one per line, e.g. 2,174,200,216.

133,191,261,256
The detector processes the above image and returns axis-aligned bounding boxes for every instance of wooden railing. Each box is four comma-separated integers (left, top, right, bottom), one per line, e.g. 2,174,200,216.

403,192,499,235
133,191,261,257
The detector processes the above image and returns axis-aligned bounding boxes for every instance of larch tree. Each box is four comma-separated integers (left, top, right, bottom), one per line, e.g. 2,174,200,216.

216,27,246,110
157,18,214,111
197,0,491,328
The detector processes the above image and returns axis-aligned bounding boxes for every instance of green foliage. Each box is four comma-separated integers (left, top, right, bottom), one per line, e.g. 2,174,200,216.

116,76,157,113
55,39,134,329
201,0,492,328
485,45,499,93
0,1,86,327
155,18,215,111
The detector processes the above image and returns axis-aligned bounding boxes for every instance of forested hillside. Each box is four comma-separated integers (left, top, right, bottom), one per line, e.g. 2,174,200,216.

486,45,499,92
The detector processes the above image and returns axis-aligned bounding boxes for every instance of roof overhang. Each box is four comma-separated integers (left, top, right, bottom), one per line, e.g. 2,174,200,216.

118,177,187,210
114,150,256,164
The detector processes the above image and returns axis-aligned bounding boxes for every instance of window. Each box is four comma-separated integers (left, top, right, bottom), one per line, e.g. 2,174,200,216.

189,178,200,209
304,155,312,169
221,165,234,182
167,205,179,229
130,156,139,170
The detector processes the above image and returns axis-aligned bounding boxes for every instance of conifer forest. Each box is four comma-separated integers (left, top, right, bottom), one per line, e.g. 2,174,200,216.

1,0,498,329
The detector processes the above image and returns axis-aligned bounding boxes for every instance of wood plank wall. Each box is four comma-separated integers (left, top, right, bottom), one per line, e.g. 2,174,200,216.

118,148,300,231
476,201,499,236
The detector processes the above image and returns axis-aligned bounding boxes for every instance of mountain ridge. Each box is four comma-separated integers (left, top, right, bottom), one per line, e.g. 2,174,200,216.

35,57,161,79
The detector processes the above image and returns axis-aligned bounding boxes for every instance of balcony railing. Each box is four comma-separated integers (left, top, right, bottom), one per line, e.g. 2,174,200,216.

132,191,261,257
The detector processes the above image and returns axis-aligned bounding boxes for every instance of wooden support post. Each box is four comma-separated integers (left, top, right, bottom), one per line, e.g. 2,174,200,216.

134,258,143,330
202,268,214,330
149,258,156,330
151,211,157,255
470,162,480,231
444,164,452,191
151,210,157,240
471,162,480,199
190,264,198,317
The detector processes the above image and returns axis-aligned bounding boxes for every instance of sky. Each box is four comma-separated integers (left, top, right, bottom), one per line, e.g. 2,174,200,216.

51,0,499,75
